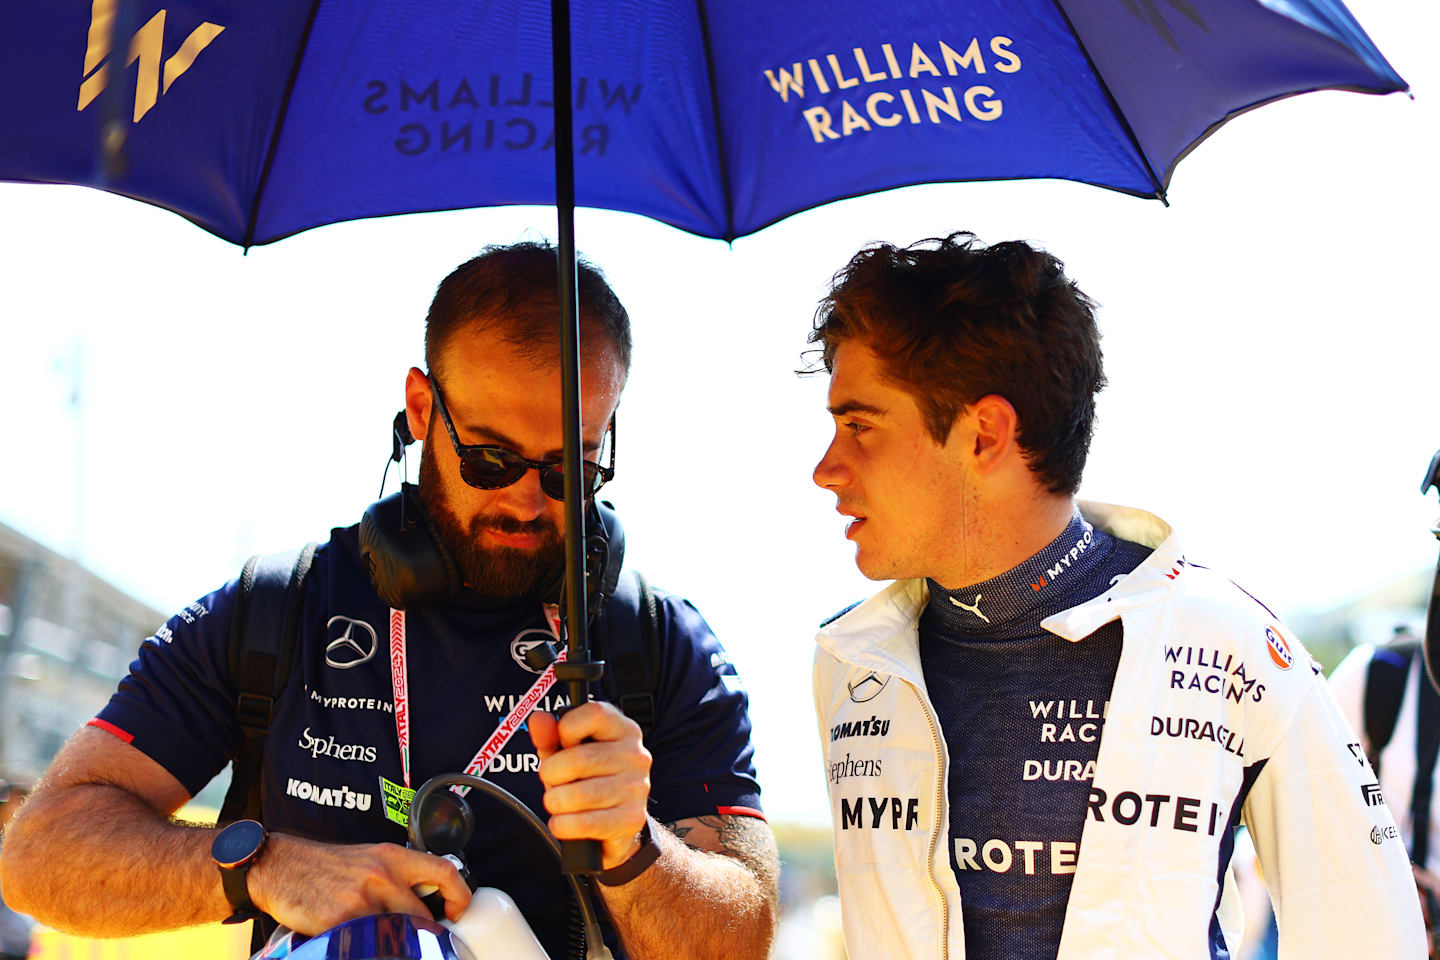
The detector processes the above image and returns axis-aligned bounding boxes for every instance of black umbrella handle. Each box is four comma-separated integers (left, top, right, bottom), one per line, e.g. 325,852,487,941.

1421,449,1440,694
552,0,604,878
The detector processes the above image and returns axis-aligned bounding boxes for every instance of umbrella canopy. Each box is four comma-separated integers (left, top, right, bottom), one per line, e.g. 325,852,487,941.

1,0,1407,247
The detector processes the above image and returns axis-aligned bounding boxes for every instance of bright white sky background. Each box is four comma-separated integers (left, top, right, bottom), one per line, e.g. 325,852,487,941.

1,0,1436,826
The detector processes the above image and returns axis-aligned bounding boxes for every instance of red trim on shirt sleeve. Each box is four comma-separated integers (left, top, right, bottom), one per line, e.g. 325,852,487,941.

87,718,134,744
716,805,766,821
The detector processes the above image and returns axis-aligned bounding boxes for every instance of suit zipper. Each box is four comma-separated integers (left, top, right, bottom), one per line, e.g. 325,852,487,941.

907,679,950,959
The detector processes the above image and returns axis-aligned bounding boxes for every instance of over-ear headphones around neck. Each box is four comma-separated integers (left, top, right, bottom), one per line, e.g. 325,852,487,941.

359,485,625,616
359,482,462,609
359,408,625,617
527,496,625,614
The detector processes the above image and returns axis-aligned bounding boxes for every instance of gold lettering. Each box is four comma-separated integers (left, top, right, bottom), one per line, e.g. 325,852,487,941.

922,85,962,124
76,4,226,122
83,0,116,76
853,47,887,83
865,91,901,127
126,11,167,123
881,43,902,79
77,0,116,111
991,37,1022,73
78,66,109,112
965,85,1003,121
807,58,832,94
909,42,940,79
826,53,860,89
802,106,839,142
764,64,805,103
840,99,871,135
899,88,921,124
940,39,986,75
163,22,225,95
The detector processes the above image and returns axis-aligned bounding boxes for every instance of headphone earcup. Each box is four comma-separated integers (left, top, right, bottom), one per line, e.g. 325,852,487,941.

530,501,626,619
592,500,625,602
359,484,461,608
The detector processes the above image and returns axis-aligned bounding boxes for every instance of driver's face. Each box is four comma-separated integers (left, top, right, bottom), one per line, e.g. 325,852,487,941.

405,324,624,595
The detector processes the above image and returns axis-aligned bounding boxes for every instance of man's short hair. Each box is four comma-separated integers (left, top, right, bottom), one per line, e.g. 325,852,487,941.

809,231,1106,496
425,241,632,380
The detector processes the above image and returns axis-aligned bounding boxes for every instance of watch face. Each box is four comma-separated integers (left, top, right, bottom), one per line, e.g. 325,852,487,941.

213,820,266,868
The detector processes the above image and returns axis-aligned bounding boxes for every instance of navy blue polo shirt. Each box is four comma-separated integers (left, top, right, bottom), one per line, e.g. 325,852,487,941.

94,524,762,959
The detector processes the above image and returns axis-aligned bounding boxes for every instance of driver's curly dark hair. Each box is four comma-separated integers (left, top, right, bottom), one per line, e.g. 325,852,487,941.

807,231,1106,496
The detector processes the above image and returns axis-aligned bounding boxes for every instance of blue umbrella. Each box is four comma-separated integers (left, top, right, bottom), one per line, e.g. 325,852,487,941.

0,0,1406,245
0,0,1407,874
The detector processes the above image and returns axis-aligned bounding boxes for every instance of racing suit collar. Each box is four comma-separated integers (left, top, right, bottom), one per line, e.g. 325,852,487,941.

816,501,1184,670
1040,501,1182,642
815,579,930,685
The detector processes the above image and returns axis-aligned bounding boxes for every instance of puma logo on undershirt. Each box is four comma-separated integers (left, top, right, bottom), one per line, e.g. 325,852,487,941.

950,594,991,623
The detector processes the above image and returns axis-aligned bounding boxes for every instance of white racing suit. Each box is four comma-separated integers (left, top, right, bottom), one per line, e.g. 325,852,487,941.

813,501,1425,959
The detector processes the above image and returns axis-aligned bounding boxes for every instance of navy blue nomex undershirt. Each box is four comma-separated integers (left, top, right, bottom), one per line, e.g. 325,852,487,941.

919,512,1151,960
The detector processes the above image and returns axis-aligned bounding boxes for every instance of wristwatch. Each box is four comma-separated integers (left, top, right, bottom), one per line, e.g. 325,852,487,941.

212,819,268,923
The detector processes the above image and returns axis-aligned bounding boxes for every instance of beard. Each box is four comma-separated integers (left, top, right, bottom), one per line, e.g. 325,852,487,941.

417,443,565,600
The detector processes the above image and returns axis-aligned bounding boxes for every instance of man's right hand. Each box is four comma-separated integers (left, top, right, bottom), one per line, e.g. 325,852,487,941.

0,726,475,940
248,833,471,936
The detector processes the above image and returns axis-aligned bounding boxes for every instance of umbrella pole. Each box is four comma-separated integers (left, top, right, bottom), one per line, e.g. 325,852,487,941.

551,0,604,877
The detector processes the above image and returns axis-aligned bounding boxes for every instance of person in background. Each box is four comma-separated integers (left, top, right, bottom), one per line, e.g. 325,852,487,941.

1330,623,1440,957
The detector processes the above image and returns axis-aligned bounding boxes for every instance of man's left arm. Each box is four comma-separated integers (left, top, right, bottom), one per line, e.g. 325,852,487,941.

604,811,778,960
1243,675,1426,959
530,704,779,960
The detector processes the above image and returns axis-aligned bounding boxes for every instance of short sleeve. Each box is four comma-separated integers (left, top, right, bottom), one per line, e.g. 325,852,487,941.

642,592,764,822
91,581,241,797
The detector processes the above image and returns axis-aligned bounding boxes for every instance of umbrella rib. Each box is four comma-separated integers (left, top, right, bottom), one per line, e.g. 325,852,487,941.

693,0,736,242
1045,0,1168,205
242,0,326,250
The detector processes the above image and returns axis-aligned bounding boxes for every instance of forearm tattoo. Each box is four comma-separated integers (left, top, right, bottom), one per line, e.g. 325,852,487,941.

662,814,779,887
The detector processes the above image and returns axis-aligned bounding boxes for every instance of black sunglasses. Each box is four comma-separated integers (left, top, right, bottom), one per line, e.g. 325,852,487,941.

427,375,615,501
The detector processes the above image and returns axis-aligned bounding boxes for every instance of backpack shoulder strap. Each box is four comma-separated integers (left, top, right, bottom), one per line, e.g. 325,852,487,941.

219,543,318,825
1412,656,1440,867
1364,641,1419,776
598,569,661,740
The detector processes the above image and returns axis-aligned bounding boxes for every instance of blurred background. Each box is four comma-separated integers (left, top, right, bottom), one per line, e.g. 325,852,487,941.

1,0,1436,955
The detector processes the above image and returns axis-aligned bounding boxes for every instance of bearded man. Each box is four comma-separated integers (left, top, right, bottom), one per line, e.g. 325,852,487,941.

0,243,778,960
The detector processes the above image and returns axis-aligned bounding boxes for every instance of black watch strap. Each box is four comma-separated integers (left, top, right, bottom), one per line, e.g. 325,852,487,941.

596,819,663,887
213,819,267,923
220,865,261,924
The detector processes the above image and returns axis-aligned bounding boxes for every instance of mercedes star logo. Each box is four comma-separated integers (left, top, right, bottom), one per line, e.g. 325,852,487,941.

325,616,378,670
847,671,890,703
